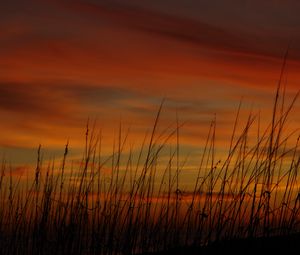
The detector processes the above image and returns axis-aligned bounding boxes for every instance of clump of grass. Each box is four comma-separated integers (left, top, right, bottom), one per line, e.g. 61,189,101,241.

0,62,300,255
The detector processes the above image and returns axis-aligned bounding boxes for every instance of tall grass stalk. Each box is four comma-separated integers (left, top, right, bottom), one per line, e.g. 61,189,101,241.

0,81,299,254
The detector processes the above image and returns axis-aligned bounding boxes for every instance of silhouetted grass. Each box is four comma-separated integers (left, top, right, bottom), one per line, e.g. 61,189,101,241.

0,61,300,254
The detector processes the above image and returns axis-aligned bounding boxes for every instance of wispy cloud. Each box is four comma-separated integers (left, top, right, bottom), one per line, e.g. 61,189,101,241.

50,0,300,60
0,0,299,167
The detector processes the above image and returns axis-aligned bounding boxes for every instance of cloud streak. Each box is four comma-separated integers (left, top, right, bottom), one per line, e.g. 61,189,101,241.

0,0,299,170
52,0,300,60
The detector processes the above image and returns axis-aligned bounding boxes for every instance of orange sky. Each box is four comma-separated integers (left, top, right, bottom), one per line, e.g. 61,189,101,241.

0,0,299,176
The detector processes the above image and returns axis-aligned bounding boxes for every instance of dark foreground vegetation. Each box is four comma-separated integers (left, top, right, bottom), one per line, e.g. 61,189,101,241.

143,233,300,255
0,66,299,253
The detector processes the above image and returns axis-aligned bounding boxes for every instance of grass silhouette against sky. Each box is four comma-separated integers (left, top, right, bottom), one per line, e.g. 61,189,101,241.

0,1,300,254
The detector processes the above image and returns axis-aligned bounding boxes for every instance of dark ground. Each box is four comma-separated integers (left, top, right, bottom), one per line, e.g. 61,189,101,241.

141,234,300,255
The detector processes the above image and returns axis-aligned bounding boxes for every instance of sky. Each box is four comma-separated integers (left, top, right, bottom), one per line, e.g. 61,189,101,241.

1,0,300,172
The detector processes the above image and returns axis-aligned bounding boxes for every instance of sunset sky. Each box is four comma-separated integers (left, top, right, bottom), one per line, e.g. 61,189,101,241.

1,0,300,171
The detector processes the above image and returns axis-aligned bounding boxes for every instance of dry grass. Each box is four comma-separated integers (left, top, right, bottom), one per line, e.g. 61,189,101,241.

0,60,299,255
